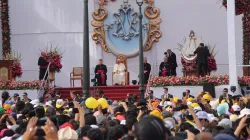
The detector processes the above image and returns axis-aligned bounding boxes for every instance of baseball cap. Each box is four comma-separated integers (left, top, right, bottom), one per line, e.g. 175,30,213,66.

196,111,208,120
22,92,28,96
13,93,19,97
191,103,200,108
238,108,250,118
231,105,241,113
193,106,202,113
217,118,232,129
203,94,212,101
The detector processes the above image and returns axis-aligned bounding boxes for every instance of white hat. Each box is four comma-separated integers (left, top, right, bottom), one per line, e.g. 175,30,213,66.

196,111,208,120
58,126,78,140
193,106,202,113
45,101,52,107
231,105,241,112
162,101,172,107
187,102,192,106
120,120,126,125
56,99,64,105
165,120,173,130
238,108,250,118
218,118,232,129
30,99,39,107
230,114,239,122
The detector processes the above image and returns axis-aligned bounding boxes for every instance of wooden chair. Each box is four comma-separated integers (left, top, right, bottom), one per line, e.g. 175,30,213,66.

112,54,130,85
70,67,83,87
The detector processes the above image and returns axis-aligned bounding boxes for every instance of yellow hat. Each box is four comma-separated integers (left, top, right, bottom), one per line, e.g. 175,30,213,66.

64,109,70,113
173,97,179,103
187,97,194,102
150,110,163,119
191,103,200,108
56,104,61,109
203,94,212,101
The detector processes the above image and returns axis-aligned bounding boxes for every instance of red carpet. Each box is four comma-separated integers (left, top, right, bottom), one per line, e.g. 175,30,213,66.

55,85,141,100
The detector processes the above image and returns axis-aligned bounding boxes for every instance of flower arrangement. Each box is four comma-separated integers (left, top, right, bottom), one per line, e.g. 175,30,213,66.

148,75,230,87
238,76,250,85
222,0,248,16
4,51,22,78
0,80,47,90
1,0,11,58
40,43,63,73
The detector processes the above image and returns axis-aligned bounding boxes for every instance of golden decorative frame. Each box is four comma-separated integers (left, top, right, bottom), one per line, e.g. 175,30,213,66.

91,0,162,53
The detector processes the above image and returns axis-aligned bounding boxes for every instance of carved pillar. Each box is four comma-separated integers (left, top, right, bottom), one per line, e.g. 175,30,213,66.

243,0,250,76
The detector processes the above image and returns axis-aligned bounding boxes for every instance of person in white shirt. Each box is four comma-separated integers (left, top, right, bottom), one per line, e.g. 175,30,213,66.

113,59,126,85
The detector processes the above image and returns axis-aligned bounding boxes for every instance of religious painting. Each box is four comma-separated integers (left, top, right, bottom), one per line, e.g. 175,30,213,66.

91,0,162,58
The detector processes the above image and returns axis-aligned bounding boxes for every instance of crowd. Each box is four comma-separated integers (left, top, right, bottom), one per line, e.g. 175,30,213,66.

0,88,249,140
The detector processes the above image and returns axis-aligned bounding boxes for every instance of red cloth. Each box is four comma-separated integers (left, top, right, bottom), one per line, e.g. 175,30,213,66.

40,66,48,69
161,70,168,77
116,115,125,121
97,70,105,84
61,122,74,129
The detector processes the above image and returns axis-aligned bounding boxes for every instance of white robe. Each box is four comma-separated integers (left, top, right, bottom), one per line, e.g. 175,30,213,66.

113,63,126,85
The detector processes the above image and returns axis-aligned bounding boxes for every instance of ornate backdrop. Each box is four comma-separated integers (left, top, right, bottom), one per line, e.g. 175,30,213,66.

91,0,162,58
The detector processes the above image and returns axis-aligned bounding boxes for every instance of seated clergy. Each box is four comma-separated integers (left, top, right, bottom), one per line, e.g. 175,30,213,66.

144,57,151,84
94,59,107,86
113,58,126,85
159,57,170,77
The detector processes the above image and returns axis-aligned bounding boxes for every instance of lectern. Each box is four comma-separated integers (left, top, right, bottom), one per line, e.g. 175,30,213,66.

0,60,14,80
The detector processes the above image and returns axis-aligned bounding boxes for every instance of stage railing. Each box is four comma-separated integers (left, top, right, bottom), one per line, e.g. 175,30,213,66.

38,62,51,97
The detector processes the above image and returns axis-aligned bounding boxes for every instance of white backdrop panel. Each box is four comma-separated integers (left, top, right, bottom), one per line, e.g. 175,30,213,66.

9,0,243,86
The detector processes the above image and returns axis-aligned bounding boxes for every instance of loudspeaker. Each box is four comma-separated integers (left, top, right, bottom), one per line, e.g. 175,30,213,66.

203,83,215,98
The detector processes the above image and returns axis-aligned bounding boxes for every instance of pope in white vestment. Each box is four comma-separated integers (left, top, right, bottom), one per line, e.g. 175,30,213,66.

113,59,126,85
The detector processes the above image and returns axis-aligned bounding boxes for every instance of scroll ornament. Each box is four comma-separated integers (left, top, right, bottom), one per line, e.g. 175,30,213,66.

91,0,162,53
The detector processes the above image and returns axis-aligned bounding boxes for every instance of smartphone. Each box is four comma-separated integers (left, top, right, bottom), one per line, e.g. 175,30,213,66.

73,108,79,113
175,132,187,139
37,118,46,126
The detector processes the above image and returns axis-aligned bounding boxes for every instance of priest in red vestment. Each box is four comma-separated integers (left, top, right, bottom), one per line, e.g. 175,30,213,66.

94,59,107,86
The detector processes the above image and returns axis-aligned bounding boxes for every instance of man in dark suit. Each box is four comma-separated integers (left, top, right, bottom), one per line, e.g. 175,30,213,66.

161,87,173,99
143,57,151,84
194,43,210,77
165,49,177,76
38,52,49,80
94,59,108,86
183,89,194,98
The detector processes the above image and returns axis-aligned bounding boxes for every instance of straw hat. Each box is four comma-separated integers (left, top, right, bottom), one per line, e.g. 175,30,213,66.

58,126,78,140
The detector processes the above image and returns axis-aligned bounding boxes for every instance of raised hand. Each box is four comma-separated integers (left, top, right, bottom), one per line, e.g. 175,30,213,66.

22,117,38,140
42,117,58,140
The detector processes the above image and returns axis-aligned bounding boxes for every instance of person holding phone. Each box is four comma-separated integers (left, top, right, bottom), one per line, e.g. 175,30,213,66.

161,87,173,99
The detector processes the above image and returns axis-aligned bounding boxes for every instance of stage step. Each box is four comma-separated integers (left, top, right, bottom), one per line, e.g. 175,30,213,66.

55,85,141,101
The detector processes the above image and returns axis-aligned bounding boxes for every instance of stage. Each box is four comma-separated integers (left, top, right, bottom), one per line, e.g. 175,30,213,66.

0,84,243,101
54,85,230,101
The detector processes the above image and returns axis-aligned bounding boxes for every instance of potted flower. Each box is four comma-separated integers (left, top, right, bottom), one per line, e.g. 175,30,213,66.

4,51,22,79
40,43,63,86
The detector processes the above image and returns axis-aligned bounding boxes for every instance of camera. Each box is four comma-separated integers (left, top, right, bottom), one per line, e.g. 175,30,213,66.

91,78,97,86
230,86,236,93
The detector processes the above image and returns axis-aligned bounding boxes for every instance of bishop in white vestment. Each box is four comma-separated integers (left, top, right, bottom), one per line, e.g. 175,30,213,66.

113,59,126,85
